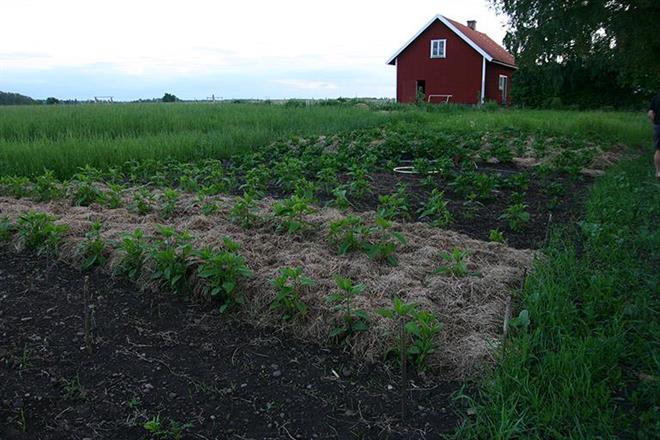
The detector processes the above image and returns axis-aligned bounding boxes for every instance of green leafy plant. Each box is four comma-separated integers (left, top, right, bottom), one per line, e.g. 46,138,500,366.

435,248,471,277
131,189,154,216
377,183,410,220
346,165,371,199
149,226,192,295
104,183,123,209
330,187,351,210
328,214,370,254
270,267,313,321
230,193,259,228
364,216,406,266
272,194,315,234
500,203,531,232
69,177,105,206
327,276,369,341
0,216,14,242
143,414,191,440
114,229,148,280
159,188,179,218
418,189,453,227
77,221,106,271
16,211,68,255
0,176,31,198
34,170,63,201
194,238,253,313
489,228,506,243
378,297,442,371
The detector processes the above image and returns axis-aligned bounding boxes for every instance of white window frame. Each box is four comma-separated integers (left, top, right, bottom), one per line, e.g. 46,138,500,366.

430,39,446,59
499,75,508,91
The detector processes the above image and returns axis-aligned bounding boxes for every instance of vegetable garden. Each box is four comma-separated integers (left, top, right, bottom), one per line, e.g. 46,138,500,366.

1,103,654,439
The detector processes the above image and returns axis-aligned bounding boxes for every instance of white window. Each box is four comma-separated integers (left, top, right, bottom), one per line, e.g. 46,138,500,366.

430,39,446,58
499,75,508,91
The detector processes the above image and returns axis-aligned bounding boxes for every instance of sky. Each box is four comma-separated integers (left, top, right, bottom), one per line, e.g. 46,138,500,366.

0,0,509,101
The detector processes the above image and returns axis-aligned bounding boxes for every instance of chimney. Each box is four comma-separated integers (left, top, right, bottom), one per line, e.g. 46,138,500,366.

467,20,477,31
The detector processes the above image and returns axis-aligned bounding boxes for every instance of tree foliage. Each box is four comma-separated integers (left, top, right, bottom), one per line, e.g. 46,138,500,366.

162,93,178,103
491,0,660,108
0,91,36,105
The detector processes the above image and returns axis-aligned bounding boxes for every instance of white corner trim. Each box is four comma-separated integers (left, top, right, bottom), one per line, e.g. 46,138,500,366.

386,14,494,65
481,57,486,104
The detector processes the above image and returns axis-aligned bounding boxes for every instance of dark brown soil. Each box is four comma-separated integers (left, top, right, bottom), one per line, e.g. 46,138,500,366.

339,165,589,249
0,250,461,440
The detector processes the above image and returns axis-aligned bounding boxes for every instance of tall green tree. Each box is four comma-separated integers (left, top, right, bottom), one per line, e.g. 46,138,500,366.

491,0,660,107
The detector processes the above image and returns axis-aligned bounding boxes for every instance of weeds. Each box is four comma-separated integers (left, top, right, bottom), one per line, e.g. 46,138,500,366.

0,216,14,242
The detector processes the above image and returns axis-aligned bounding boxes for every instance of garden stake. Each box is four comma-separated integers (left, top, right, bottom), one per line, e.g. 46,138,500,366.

83,276,93,355
400,316,407,419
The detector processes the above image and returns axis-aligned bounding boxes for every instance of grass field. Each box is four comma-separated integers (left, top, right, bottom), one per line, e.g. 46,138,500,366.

0,102,649,178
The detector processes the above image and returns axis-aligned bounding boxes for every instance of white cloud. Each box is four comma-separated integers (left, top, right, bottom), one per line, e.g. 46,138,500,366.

0,0,509,98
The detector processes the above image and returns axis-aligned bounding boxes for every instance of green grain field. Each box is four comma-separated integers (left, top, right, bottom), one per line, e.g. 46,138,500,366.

0,102,649,178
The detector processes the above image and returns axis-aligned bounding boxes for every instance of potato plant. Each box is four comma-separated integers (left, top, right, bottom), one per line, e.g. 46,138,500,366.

76,221,107,271
16,211,68,255
327,276,369,341
501,203,531,232
114,229,149,281
435,248,471,277
272,194,315,234
194,238,253,313
377,183,410,220
328,215,370,255
148,226,193,295
364,216,406,266
418,189,453,227
230,193,260,228
270,267,313,322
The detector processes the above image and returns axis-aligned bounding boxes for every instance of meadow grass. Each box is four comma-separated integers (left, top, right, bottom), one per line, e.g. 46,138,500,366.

0,102,651,178
455,155,659,438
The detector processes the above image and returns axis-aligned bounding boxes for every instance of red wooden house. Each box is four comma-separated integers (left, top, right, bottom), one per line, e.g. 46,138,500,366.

387,15,517,105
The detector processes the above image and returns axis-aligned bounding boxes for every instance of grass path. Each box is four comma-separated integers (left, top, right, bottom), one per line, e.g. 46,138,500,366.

454,152,659,438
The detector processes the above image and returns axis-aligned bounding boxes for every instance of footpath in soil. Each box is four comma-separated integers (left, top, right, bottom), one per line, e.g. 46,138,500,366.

0,250,461,440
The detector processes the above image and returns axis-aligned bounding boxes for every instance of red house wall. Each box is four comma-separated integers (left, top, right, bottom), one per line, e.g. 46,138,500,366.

395,20,483,104
485,62,515,106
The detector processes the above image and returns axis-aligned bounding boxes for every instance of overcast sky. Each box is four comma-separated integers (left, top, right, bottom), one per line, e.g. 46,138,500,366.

0,0,509,100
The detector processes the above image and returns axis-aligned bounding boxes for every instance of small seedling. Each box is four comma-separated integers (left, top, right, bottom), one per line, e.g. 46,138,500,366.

489,228,506,243
500,203,531,232
272,194,315,234
0,216,14,242
377,184,410,220
435,248,471,277
131,189,154,216
159,188,179,218
62,374,87,400
417,189,453,227
77,221,107,271
230,193,260,228
364,216,406,266
328,215,369,255
270,267,313,321
327,276,369,341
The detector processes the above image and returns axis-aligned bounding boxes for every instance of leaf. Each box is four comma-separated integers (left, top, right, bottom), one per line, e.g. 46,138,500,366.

405,321,420,336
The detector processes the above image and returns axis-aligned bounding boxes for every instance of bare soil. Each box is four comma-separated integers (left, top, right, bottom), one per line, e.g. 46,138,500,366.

0,250,461,439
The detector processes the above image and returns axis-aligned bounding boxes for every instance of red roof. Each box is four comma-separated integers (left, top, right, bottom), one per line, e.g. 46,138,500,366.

445,17,516,67
387,15,516,68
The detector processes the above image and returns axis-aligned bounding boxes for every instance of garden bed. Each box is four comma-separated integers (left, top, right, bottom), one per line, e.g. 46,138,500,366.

0,250,461,439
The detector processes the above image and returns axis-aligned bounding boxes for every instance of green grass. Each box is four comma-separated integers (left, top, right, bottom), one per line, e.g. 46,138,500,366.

0,103,650,178
455,154,659,438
